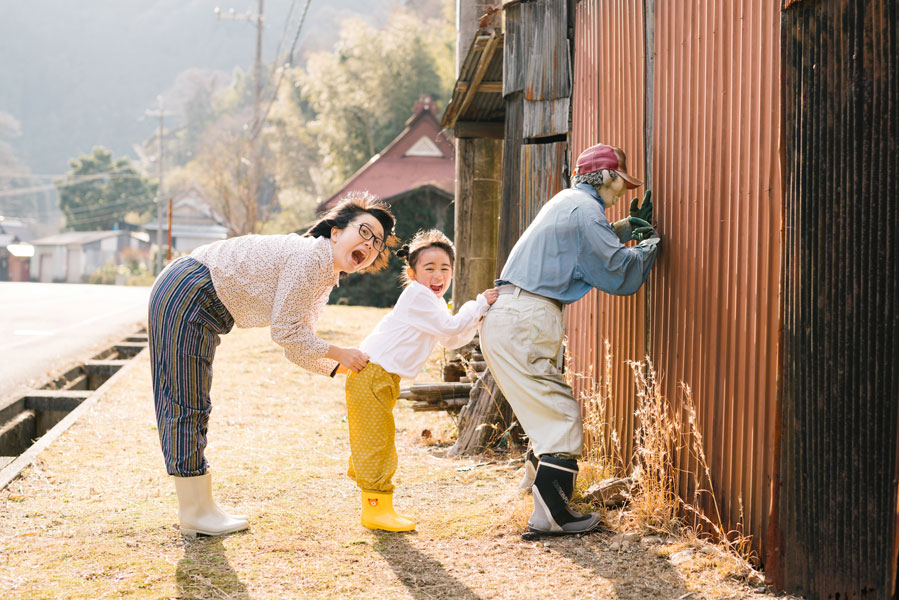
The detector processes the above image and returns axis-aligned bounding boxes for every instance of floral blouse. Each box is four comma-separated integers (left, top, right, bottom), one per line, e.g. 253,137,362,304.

191,233,339,376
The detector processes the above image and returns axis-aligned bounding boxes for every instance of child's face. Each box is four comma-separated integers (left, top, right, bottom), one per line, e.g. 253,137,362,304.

409,247,453,298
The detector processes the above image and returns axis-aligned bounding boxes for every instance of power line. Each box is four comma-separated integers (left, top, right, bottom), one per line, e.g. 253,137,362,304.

251,0,312,140
0,168,142,199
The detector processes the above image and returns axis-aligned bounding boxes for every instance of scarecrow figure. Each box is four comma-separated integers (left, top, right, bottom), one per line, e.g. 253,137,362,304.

480,143,660,536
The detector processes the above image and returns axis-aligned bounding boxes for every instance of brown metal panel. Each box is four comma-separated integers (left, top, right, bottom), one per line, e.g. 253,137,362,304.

650,0,782,563
570,0,782,562
569,0,646,467
777,0,898,596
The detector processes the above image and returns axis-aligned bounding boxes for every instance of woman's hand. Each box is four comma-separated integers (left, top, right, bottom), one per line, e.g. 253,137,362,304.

326,345,369,373
482,288,499,305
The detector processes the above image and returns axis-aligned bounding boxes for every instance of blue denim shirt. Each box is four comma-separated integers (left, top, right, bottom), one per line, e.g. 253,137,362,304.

496,183,658,304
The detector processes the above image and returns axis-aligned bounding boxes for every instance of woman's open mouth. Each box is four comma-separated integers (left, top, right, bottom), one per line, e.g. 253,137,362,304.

351,249,366,266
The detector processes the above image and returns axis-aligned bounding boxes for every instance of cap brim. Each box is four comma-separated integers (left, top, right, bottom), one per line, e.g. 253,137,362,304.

619,171,643,189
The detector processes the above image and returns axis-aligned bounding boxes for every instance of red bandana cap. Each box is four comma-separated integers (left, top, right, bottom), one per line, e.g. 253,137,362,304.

571,143,643,189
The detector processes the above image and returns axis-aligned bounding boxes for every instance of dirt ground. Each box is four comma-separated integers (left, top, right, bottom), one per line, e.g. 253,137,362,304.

0,305,793,600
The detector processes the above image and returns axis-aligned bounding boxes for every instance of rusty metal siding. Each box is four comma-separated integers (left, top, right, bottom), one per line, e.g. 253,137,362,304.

650,0,783,562
777,0,898,596
569,0,646,466
497,93,524,274
504,0,572,139
519,142,568,233
523,0,570,102
503,2,526,96
569,0,782,561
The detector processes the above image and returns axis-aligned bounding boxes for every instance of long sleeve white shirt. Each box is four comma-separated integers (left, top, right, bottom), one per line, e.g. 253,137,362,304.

359,281,490,378
191,234,339,376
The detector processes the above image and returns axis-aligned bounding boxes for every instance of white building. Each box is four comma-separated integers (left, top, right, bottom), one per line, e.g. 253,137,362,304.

30,230,149,283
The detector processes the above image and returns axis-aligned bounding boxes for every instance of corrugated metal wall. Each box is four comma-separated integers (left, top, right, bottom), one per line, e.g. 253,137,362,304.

569,0,782,561
776,0,898,597
569,0,646,474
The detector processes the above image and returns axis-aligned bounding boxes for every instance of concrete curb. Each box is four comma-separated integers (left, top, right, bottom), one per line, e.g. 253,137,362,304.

0,347,147,491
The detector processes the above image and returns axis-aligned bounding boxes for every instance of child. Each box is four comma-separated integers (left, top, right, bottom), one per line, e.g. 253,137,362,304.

149,191,395,537
342,230,498,531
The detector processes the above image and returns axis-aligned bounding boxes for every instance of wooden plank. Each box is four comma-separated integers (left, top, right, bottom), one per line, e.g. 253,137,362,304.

455,81,503,94
454,121,505,139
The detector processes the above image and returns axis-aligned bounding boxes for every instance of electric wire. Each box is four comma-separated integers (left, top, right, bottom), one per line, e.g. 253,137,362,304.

250,0,312,140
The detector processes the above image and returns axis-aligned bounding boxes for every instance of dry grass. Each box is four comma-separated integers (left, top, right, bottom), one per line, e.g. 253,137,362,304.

0,307,787,599
575,345,776,591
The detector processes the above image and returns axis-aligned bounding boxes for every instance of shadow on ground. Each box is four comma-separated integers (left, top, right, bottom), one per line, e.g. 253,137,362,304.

549,532,692,599
373,531,483,600
176,534,250,600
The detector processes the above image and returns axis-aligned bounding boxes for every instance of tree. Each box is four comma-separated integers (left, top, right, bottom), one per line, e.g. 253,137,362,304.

187,112,277,237
299,11,453,189
56,147,156,231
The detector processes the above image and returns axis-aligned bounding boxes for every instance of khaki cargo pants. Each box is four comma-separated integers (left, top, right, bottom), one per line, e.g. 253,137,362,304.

480,288,583,457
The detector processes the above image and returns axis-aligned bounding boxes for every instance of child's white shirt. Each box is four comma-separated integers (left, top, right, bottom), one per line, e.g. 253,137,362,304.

359,281,490,379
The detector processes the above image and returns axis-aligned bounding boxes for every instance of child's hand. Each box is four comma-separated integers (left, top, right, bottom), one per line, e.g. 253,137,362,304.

483,288,499,305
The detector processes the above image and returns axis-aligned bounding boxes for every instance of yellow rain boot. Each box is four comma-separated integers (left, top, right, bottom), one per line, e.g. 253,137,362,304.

360,491,415,532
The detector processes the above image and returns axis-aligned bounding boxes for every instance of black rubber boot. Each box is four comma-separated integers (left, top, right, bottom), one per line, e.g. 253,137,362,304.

527,455,601,535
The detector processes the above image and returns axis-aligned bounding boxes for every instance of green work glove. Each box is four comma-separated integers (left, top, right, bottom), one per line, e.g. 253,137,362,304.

629,190,653,224
611,218,632,243
627,217,658,241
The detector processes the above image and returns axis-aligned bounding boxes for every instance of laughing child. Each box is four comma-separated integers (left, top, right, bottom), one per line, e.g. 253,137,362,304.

342,229,498,531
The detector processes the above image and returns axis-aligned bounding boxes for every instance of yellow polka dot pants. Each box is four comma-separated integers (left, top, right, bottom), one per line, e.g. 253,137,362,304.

345,363,402,493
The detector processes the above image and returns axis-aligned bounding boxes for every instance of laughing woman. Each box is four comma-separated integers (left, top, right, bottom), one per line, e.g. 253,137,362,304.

148,191,395,537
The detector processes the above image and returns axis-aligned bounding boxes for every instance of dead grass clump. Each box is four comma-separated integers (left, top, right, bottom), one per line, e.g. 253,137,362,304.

567,340,623,485
573,342,759,577
627,358,680,532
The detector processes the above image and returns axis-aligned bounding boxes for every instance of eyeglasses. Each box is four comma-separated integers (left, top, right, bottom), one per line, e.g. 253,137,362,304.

358,223,386,253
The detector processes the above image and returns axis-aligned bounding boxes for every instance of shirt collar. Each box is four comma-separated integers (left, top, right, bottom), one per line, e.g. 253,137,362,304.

410,280,446,305
574,182,606,210
315,235,341,287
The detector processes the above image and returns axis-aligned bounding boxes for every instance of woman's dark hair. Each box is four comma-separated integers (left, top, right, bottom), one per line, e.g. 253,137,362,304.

398,229,456,286
304,191,397,272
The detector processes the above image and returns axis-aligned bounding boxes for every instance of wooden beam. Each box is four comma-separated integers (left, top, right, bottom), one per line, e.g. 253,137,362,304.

456,81,503,94
454,121,505,139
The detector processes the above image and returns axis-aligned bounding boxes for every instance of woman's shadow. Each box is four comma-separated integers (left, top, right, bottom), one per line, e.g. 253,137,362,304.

176,534,250,600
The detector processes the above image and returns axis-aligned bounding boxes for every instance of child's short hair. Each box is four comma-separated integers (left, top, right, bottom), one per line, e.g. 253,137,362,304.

397,229,455,286
304,191,397,272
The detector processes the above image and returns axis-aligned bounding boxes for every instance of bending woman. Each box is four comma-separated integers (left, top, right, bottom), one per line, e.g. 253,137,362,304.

148,191,395,537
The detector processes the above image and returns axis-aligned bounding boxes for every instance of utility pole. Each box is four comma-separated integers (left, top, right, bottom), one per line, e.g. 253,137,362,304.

144,96,173,274
215,2,264,232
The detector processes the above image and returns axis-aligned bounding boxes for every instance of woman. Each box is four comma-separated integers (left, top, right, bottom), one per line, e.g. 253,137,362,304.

149,191,395,537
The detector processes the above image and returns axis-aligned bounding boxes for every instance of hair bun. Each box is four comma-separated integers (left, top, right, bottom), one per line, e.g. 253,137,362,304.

396,244,410,259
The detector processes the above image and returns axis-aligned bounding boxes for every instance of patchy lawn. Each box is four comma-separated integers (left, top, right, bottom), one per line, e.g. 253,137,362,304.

0,305,789,599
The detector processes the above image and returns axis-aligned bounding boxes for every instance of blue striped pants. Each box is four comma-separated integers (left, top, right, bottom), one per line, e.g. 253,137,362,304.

149,257,234,476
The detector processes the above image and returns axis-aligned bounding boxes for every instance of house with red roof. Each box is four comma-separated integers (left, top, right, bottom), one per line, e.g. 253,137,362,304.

320,95,457,307
316,95,455,224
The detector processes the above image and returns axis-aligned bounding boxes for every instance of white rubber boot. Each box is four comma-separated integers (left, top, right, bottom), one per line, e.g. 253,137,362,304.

172,473,249,537
518,448,539,494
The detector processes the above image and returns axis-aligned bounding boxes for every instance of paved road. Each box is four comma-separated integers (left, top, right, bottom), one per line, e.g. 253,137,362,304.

0,282,151,402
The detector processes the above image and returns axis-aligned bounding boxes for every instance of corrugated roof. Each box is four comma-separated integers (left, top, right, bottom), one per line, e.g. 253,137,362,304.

440,29,505,130
30,230,124,246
